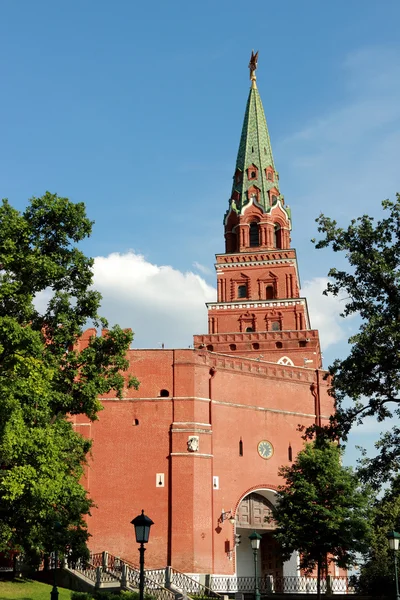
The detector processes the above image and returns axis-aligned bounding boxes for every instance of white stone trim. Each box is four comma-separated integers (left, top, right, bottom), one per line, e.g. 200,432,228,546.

212,399,320,419
100,396,211,402
207,299,306,309
173,421,211,426
171,428,212,434
170,453,213,458
215,259,295,268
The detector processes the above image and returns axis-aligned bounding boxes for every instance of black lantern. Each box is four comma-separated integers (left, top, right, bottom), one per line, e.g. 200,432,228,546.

131,510,154,544
249,530,262,550
387,530,400,600
388,530,400,552
131,510,154,600
249,531,262,600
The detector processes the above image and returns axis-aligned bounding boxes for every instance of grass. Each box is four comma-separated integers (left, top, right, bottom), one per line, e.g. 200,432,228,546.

0,578,73,600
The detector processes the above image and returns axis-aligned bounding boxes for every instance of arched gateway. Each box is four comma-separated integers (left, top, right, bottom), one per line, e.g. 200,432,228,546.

235,490,297,578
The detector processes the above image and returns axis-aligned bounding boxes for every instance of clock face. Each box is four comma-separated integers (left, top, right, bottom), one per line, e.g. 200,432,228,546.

258,440,274,460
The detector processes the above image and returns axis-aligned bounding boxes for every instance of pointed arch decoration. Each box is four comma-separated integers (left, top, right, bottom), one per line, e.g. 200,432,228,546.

239,311,256,332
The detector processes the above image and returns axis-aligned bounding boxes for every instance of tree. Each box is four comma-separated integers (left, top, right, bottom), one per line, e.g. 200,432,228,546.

273,441,372,599
355,476,400,596
312,195,400,485
0,192,138,565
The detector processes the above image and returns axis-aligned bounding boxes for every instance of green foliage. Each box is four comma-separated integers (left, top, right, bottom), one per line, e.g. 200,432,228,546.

0,193,138,564
355,476,400,596
273,441,372,576
311,195,400,485
71,593,94,600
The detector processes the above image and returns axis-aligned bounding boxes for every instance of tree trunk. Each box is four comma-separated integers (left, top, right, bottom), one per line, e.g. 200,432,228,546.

317,558,322,600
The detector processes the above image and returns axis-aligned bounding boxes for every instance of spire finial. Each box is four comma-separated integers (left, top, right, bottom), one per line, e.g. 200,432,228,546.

249,50,259,89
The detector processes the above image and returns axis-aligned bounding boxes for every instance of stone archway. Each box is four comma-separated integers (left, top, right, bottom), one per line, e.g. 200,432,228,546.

235,489,284,578
237,492,275,530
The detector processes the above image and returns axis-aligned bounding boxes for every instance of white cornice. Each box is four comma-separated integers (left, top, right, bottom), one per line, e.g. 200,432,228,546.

207,298,306,309
215,258,296,269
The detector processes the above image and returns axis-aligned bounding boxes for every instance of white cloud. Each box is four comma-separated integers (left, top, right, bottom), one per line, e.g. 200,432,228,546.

35,260,350,353
301,276,352,350
94,259,351,353
92,252,216,349
192,261,213,276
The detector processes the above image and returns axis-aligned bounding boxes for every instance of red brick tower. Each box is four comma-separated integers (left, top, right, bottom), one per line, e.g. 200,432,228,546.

195,54,321,369
81,54,334,581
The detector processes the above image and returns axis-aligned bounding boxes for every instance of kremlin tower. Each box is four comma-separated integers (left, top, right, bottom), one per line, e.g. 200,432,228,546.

195,51,322,370
78,54,333,581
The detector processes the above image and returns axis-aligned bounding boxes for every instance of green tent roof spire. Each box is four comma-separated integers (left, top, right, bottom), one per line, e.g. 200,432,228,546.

231,52,281,212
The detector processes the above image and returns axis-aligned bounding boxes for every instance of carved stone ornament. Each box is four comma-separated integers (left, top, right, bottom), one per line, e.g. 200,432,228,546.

187,436,199,452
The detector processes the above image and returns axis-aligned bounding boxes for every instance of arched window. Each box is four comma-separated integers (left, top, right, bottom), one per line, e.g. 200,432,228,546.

249,222,259,247
246,327,254,333
229,343,237,351
274,224,282,249
271,321,281,331
160,389,170,397
266,285,274,300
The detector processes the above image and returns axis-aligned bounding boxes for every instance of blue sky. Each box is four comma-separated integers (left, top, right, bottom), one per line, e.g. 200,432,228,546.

1,0,400,466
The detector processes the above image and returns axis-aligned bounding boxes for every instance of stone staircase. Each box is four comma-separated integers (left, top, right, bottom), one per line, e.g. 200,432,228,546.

65,551,222,600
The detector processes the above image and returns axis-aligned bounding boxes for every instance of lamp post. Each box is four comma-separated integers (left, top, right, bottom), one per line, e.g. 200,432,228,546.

131,510,154,600
249,531,262,600
50,522,62,600
387,530,400,600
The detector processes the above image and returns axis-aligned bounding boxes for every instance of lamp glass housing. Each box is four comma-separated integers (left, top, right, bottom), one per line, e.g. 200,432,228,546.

131,510,154,544
249,530,262,550
388,530,400,551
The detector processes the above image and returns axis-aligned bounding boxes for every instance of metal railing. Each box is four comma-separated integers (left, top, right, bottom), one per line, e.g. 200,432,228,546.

71,561,99,583
210,574,354,595
273,577,327,594
71,559,119,585
104,553,176,600
145,568,167,586
125,565,176,600
62,550,357,596
170,567,222,599
89,553,104,568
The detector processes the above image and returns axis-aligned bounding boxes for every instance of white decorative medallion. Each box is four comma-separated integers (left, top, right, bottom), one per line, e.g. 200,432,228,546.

187,436,199,452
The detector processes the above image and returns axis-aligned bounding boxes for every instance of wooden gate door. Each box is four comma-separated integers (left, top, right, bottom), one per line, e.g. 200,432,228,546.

237,492,275,529
260,531,283,578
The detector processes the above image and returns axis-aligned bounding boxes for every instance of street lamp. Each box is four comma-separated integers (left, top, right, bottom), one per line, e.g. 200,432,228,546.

249,531,262,600
50,522,62,600
387,530,400,600
131,510,154,600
